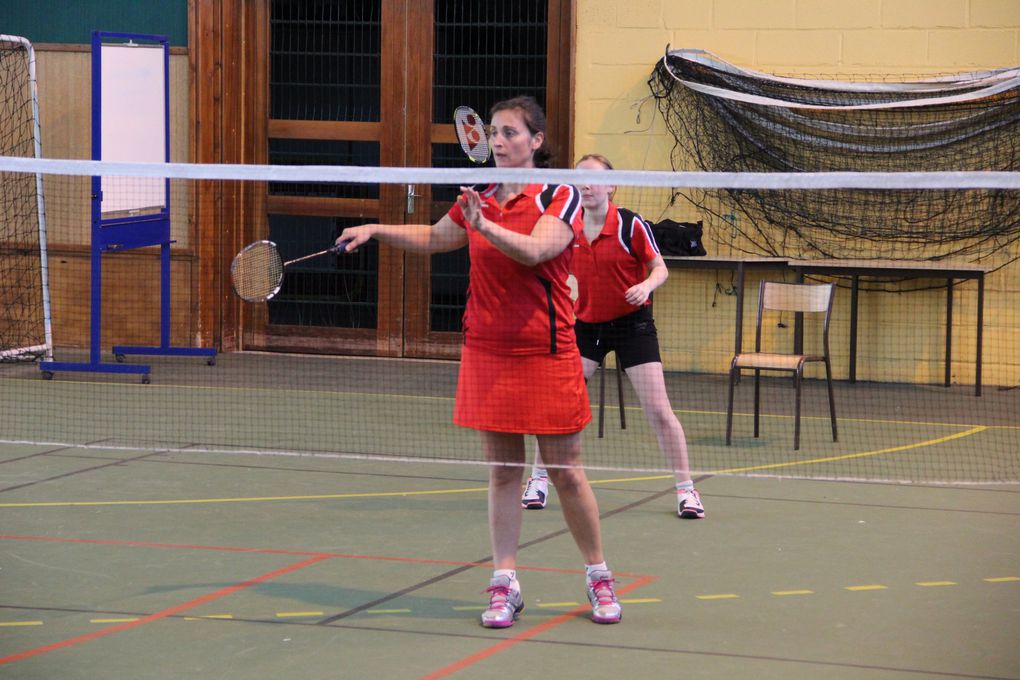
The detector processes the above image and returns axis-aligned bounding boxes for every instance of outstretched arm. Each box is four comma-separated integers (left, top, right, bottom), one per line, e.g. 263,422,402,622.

337,215,467,255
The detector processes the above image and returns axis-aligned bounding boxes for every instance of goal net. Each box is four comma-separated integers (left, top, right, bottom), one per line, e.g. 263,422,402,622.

0,35,52,362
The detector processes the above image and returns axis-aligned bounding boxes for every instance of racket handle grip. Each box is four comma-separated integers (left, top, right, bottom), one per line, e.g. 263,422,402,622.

331,238,353,254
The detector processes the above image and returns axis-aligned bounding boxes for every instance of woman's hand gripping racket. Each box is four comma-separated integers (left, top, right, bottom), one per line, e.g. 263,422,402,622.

454,106,491,164
230,239,352,303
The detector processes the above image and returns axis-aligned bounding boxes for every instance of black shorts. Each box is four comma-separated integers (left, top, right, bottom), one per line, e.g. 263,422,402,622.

574,306,662,370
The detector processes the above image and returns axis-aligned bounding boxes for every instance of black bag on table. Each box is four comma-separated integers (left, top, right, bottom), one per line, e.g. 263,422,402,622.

650,219,707,256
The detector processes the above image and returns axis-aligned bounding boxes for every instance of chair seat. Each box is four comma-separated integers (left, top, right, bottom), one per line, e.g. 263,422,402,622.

734,352,807,371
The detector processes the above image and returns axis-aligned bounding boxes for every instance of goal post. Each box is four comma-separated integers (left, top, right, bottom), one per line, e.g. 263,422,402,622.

0,35,53,362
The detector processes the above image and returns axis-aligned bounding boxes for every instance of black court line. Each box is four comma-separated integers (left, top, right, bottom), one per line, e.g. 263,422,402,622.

0,445,82,465
0,446,167,495
315,477,703,626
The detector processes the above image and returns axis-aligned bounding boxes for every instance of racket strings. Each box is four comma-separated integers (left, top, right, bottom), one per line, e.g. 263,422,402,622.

454,106,491,164
231,241,284,302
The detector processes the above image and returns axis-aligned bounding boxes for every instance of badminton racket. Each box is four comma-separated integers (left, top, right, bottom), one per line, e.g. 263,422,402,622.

453,105,491,164
230,238,352,303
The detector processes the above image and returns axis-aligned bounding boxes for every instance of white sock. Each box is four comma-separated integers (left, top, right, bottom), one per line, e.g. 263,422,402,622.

677,480,694,493
532,466,548,479
585,562,609,579
493,569,520,591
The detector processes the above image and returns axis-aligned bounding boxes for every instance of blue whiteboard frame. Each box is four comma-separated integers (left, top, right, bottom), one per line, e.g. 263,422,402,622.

40,31,214,383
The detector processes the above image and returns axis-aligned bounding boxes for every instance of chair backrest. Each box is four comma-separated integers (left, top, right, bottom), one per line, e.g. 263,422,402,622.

762,281,834,313
754,281,836,355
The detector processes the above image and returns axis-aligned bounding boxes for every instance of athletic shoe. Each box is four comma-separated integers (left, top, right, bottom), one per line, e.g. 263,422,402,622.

677,487,705,519
586,570,622,624
480,575,524,628
521,476,548,509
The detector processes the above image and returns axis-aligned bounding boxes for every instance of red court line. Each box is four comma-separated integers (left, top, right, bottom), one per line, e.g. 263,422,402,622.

418,574,658,680
0,535,647,577
0,554,331,666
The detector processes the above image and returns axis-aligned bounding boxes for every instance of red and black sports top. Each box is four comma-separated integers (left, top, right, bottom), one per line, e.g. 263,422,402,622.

447,183,583,355
573,203,660,323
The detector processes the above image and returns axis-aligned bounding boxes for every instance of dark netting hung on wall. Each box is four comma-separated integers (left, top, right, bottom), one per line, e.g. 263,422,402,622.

648,48,1020,265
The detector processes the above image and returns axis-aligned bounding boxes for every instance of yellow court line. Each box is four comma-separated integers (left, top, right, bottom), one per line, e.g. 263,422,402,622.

845,585,888,591
916,581,956,587
696,594,739,600
0,425,989,508
711,425,986,475
182,614,234,620
0,486,489,508
275,611,324,618
772,590,814,596
536,601,581,608
984,577,1019,582
90,617,139,623
0,621,43,627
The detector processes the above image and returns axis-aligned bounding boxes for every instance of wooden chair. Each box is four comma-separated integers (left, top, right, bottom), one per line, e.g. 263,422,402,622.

597,354,626,438
726,281,837,450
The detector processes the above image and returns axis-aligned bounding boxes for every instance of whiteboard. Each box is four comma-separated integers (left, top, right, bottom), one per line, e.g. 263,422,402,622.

99,42,166,215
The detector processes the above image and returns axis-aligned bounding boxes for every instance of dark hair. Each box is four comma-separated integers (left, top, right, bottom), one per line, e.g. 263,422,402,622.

490,95,553,168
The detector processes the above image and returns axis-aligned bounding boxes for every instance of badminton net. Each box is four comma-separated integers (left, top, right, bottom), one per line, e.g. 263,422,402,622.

0,155,1017,485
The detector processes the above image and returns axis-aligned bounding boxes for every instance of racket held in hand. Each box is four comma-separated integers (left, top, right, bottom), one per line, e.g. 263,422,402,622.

230,238,352,303
453,105,491,164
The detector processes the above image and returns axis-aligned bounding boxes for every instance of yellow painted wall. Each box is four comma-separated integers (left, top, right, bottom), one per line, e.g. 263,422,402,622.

574,0,1020,389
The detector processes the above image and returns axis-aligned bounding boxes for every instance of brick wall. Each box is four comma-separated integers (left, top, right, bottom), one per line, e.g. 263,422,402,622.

575,0,1020,387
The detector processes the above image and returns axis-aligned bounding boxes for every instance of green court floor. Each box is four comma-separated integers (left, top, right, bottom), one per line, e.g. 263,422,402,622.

1,354,1017,678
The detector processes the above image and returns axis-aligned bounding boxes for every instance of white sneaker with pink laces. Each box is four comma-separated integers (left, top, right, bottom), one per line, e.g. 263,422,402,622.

480,574,524,628
586,570,622,624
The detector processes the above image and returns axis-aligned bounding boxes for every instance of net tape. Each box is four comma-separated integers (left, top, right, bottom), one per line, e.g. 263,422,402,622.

2,155,1019,190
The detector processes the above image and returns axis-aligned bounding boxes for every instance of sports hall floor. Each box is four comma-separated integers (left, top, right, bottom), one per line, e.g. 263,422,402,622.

1,353,1018,679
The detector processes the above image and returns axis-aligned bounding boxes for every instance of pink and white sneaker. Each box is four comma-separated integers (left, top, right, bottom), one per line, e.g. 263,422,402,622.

480,574,524,628
586,570,622,624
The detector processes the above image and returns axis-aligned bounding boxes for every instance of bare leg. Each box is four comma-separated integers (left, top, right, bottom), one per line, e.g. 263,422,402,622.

535,431,604,565
481,431,526,570
625,362,692,484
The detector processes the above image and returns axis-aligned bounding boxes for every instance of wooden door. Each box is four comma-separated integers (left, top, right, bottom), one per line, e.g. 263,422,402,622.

191,0,573,358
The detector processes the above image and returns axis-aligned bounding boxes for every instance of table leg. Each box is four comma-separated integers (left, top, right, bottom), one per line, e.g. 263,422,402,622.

976,274,984,397
794,267,804,355
945,277,953,388
849,275,859,383
735,263,745,355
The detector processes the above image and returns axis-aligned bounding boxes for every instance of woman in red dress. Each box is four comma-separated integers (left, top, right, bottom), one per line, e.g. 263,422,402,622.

337,97,621,627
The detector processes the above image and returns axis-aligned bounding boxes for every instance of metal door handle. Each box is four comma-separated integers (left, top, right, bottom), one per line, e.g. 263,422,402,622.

407,184,421,214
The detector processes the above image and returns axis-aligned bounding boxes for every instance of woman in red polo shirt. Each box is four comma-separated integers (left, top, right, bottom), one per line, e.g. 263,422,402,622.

522,154,705,519
336,97,621,628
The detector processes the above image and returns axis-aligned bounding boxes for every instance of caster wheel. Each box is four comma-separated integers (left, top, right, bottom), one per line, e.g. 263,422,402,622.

207,357,216,366
115,353,125,363
141,375,151,385
41,371,54,380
